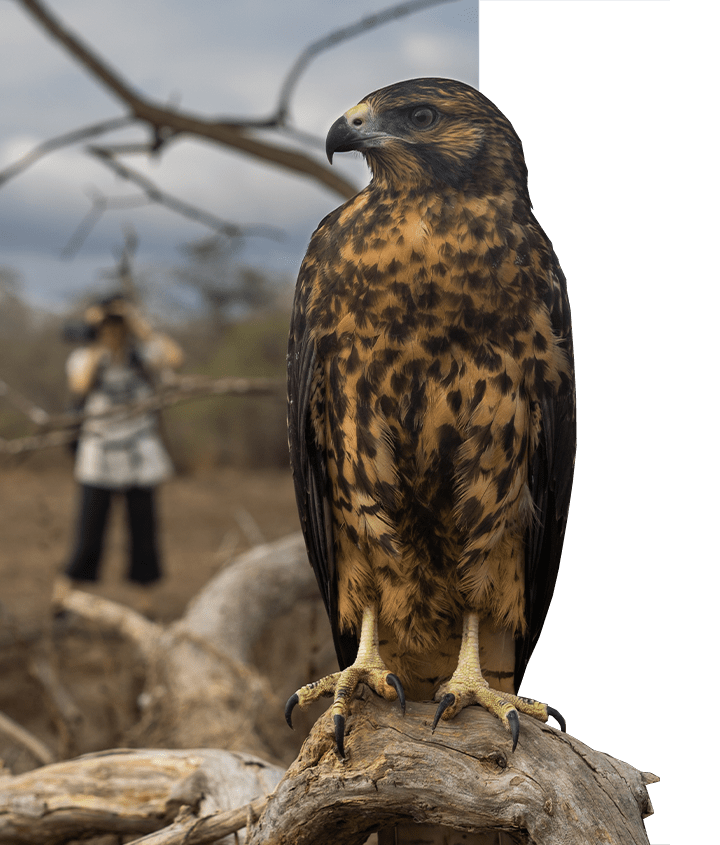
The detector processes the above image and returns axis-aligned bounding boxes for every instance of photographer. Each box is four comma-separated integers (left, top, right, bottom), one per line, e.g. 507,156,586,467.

54,295,183,613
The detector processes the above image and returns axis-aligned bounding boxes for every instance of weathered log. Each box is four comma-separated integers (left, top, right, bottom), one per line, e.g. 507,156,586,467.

53,535,337,763
179,534,319,666
178,534,337,725
55,589,284,762
246,691,657,845
44,539,658,843
0,697,657,845
0,747,283,845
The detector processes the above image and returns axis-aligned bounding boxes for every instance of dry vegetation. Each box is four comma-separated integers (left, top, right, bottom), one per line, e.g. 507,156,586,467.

0,283,304,772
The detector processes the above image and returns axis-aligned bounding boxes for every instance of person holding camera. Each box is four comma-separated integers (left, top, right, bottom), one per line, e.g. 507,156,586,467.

54,295,183,613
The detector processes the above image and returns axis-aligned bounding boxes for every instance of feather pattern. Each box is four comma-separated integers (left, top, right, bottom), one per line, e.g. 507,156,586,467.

288,78,575,696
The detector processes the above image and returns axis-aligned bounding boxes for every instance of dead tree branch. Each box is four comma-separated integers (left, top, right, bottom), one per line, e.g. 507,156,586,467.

86,146,284,242
0,379,49,425
58,590,163,664
28,651,85,761
60,189,149,260
0,429,81,455
0,534,658,843
0,116,134,188
11,0,460,203
126,797,269,845
14,0,357,198
274,0,459,124
0,711,55,768
48,536,329,763
0,695,657,845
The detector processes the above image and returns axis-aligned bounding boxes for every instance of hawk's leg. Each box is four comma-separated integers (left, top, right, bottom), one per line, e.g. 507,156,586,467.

432,612,565,751
285,604,405,758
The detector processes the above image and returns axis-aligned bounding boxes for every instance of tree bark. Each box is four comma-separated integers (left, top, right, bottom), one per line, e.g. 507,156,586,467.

247,691,657,845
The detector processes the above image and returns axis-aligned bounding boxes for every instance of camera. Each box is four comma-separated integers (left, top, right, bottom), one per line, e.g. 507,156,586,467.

62,321,97,343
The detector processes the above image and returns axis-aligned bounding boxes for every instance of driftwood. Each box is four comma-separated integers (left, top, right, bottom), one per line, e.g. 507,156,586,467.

0,747,283,845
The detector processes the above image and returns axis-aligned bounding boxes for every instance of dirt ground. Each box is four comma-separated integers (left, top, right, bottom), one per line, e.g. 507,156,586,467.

0,450,302,774
0,450,301,629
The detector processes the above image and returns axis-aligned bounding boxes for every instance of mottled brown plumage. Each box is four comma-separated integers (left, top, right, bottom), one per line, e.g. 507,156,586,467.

287,78,575,754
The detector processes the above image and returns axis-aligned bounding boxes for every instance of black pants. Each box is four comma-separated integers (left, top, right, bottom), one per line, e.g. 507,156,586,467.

66,484,162,585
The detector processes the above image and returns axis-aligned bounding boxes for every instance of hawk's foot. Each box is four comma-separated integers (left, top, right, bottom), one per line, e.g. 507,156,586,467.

432,680,564,751
285,605,405,758
432,613,565,751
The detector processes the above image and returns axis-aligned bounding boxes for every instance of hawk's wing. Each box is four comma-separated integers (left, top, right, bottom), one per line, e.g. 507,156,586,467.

515,250,576,691
288,243,359,671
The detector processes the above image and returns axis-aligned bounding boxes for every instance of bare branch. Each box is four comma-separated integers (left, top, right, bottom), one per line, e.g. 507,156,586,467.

126,798,268,845
0,115,134,187
8,0,462,224
275,0,461,123
114,224,140,299
86,147,285,241
0,375,284,456
0,710,56,767
28,652,85,760
20,688,650,845
59,590,164,664
17,0,152,116
60,189,149,259
0,378,49,425
0,428,80,455
0,748,282,845
81,374,284,423
15,0,358,198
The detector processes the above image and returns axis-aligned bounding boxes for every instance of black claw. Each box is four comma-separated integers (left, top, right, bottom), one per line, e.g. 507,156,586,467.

547,706,566,733
387,673,406,715
508,709,520,752
334,713,346,759
431,693,456,733
284,693,299,729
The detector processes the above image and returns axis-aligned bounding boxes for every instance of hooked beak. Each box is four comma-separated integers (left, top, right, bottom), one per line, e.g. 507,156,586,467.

325,103,392,163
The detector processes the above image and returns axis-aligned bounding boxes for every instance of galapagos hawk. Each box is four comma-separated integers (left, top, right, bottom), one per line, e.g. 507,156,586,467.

286,78,575,756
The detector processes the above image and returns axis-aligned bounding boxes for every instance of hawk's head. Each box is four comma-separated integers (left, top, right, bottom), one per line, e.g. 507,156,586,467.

326,78,529,201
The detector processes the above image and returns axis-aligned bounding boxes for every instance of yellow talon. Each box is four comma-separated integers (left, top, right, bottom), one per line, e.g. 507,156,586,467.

432,613,563,751
285,606,405,757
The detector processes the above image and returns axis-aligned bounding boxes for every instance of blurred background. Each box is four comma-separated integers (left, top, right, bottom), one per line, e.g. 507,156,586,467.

0,0,479,798
0,0,477,615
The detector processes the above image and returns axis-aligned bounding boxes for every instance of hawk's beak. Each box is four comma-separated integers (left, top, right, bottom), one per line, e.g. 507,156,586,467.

325,103,391,163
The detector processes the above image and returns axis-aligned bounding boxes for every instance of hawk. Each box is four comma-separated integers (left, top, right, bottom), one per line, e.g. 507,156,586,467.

286,78,575,757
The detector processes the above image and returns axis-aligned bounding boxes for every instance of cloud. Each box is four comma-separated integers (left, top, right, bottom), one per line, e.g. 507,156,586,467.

0,0,478,307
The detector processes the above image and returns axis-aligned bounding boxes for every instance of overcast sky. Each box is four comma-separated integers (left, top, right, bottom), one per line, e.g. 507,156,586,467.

0,0,477,310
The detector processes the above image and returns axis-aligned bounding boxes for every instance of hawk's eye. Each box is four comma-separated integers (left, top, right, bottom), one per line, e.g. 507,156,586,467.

409,107,436,129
